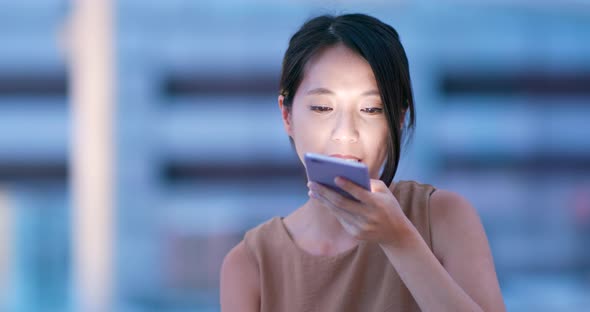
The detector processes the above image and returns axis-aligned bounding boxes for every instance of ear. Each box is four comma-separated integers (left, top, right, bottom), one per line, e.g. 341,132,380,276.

278,95,294,137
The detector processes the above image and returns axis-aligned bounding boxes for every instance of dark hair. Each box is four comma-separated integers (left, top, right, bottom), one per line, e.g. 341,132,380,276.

279,13,416,186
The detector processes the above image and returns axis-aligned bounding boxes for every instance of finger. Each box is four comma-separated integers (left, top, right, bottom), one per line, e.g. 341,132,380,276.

333,177,374,203
369,179,390,193
316,196,365,237
309,183,350,212
310,182,365,216
329,206,363,238
309,187,369,239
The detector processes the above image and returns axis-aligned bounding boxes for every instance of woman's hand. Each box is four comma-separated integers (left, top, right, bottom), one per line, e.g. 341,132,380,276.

308,177,416,247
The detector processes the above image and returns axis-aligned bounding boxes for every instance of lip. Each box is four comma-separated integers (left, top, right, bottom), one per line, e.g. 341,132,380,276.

329,154,362,162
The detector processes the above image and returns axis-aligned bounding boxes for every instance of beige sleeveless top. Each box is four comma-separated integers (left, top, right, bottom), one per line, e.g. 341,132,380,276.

243,180,437,312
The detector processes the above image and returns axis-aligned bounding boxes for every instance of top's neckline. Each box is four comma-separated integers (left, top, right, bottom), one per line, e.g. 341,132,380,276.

275,217,362,263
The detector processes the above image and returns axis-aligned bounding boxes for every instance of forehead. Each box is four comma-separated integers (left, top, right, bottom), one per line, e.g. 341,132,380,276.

299,44,378,94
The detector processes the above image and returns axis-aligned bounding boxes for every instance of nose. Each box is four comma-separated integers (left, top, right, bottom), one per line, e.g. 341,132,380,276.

330,111,359,143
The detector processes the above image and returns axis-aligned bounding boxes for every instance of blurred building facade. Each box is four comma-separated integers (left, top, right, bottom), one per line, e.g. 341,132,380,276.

0,0,589,311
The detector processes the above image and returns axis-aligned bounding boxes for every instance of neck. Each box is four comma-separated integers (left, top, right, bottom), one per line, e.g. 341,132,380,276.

294,197,356,243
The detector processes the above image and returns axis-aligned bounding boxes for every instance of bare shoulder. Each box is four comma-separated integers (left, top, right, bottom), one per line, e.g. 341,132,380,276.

430,190,488,264
429,189,507,311
220,241,260,312
430,189,475,216
429,190,482,246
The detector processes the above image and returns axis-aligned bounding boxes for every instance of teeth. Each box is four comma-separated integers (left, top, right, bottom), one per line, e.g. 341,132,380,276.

344,159,359,162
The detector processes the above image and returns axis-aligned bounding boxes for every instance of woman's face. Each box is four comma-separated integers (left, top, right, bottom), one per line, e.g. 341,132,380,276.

279,44,389,179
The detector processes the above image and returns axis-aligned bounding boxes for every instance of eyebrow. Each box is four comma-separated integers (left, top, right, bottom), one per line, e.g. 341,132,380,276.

305,88,380,96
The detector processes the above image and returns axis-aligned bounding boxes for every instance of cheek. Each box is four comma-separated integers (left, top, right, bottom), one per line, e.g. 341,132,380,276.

362,123,389,168
292,107,327,134
364,120,388,145
290,110,326,148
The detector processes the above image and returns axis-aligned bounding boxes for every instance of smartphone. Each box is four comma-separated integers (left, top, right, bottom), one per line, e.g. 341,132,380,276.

304,152,370,200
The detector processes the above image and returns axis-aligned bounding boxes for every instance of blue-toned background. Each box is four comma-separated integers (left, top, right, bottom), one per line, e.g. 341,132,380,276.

0,0,589,311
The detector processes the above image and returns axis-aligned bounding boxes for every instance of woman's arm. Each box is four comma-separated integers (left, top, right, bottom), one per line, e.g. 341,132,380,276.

220,241,260,312
309,179,506,311
379,190,506,312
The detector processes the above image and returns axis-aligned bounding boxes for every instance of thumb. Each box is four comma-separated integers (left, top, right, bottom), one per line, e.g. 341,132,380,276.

370,179,390,193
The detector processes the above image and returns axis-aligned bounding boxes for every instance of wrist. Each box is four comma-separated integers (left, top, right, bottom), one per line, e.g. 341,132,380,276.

379,217,421,250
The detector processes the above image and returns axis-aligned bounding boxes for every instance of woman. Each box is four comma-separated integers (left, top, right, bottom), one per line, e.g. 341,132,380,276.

220,13,506,312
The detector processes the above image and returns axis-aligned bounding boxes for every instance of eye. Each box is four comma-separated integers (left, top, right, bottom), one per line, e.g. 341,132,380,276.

361,107,383,114
310,105,333,113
